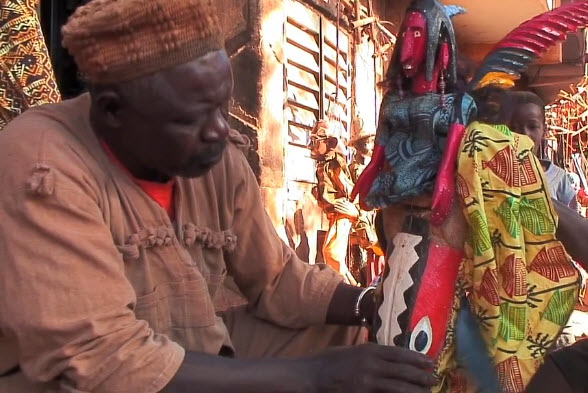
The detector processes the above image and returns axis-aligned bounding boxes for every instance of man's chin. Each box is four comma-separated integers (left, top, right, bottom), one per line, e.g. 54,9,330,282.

177,166,213,178
176,154,224,178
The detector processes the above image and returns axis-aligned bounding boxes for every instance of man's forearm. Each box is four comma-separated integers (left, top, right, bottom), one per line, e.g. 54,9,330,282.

165,351,314,393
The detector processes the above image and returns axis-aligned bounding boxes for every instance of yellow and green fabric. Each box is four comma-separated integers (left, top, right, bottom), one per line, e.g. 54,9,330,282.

446,122,580,393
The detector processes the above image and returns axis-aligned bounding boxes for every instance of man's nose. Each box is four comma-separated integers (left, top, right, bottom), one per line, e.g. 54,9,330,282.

202,109,230,142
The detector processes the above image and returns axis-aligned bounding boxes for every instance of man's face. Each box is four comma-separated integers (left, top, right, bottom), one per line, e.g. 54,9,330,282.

99,50,233,179
510,103,546,156
400,11,427,78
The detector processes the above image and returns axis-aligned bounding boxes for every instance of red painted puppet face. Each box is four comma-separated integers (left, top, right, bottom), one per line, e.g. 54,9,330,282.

400,11,427,78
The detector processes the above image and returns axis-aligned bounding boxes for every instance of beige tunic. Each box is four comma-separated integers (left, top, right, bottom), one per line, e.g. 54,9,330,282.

0,94,342,392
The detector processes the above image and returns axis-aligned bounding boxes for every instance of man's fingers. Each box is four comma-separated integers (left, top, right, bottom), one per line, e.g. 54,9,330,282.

369,361,437,387
372,379,432,393
370,345,434,369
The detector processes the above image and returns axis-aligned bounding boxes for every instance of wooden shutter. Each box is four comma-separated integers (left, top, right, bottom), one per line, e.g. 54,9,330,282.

285,0,321,183
284,0,351,183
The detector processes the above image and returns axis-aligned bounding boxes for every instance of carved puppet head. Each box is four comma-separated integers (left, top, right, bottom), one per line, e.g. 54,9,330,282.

388,0,465,90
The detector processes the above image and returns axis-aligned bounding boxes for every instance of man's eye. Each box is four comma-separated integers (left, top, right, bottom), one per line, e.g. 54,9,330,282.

414,31,421,37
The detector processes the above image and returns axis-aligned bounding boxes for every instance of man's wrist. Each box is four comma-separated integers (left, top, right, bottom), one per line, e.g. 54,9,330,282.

326,283,366,325
354,286,376,325
359,289,376,326
326,282,378,326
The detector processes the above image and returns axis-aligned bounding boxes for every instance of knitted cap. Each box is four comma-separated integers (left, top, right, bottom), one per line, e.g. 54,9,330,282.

62,0,224,84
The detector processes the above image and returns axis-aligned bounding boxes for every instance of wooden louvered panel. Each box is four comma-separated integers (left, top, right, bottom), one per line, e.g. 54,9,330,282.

287,0,320,25
285,0,321,150
284,0,351,180
286,64,320,92
286,42,320,72
321,18,350,139
323,38,349,68
287,85,319,112
287,121,313,148
285,144,317,183
323,55,349,81
322,19,349,50
286,102,317,146
324,72,349,98
286,19,320,53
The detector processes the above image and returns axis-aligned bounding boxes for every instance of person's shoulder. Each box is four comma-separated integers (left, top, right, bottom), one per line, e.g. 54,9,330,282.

568,171,580,182
548,162,567,178
465,120,499,133
221,129,251,169
0,95,98,193
202,129,253,185
549,164,576,198
0,95,91,156
227,128,250,153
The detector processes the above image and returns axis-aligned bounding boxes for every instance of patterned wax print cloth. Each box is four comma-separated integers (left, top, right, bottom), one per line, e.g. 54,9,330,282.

445,122,580,393
0,0,61,129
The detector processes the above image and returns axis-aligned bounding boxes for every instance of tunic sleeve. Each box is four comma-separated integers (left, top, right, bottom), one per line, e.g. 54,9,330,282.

559,175,578,211
224,147,342,328
0,161,184,392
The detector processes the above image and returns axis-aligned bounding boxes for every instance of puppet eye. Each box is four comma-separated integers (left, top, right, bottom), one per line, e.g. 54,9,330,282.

409,316,433,354
414,31,422,38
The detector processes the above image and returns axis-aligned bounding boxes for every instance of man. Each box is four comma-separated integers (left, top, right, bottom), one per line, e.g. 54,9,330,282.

0,0,436,392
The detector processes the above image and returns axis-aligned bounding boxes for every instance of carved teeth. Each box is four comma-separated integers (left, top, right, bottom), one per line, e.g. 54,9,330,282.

376,233,423,346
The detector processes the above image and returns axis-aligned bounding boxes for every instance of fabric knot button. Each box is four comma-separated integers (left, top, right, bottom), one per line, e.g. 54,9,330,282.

223,231,238,252
183,223,197,245
126,233,141,245
195,227,215,247
182,223,238,251
26,164,55,196
118,243,140,260
145,228,157,247
155,227,172,246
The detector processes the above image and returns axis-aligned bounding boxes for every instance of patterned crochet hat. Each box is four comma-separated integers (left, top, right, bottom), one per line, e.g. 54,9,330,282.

62,0,224,84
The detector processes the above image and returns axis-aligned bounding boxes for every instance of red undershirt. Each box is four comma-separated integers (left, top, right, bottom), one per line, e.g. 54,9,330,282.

101,142,176,219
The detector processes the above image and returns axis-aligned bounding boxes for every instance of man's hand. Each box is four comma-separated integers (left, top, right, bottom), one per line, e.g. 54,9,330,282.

334,200,360,219
310,344,436,393
166,344,435,393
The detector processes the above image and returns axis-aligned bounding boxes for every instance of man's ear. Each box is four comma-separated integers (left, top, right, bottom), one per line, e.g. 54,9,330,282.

93,89,124,129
